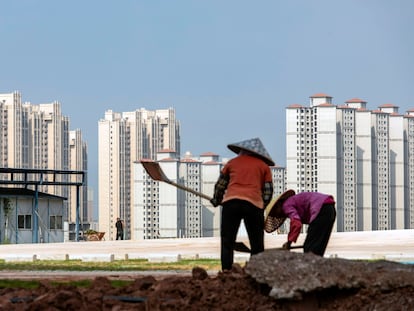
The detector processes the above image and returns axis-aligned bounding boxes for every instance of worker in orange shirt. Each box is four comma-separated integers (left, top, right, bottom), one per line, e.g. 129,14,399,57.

210,138,274,271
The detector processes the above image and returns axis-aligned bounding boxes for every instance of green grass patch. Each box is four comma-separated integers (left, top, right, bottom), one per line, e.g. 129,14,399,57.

0,258,223,290
0,279,40,289
0,258,221,272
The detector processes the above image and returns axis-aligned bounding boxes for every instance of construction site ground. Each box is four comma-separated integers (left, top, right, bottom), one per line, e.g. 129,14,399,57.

0,229,413,310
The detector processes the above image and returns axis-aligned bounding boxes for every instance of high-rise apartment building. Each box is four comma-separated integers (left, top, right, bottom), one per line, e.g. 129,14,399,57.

199,152,222,237
24,101,70,197
404,110,414,229
0,92,25,169
286,93,414,232
98,108,180,240
270,164,287,202
0,91,88,228
68,129,88,224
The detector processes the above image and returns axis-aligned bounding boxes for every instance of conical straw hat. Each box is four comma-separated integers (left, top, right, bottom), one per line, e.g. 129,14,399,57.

227,137,275,166
264,189,295,233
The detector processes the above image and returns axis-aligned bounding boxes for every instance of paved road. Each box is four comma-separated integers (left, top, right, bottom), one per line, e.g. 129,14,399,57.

0,229,413,263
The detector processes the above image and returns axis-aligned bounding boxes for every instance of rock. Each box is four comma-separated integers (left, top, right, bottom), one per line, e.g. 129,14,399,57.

245,249,414,300
192,267,208,280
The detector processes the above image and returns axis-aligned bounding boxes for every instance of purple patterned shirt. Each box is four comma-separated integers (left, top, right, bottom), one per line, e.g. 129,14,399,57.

282,192,335,224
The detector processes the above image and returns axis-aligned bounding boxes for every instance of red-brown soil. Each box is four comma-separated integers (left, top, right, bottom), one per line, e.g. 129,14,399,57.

1,251,413,310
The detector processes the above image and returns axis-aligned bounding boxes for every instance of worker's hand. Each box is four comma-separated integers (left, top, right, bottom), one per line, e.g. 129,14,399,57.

210,198,220,207
282,241,292,250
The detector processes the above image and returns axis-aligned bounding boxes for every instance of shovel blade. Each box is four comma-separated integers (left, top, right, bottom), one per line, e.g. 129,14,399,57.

234,242,251,253
140,160,170,182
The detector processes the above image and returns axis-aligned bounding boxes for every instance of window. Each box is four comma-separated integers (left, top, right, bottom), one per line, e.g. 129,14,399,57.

18,215,32,229
50,215,63,229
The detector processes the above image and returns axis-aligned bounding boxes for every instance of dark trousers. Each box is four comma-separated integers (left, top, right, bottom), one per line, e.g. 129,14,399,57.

221,199,264,270
116,231,123,240
304,203,336,256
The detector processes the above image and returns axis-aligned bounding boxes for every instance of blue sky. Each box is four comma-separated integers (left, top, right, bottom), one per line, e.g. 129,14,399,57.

1,0,414,205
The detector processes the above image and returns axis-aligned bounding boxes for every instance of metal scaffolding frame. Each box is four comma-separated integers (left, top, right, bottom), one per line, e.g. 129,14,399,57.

0,168,86,242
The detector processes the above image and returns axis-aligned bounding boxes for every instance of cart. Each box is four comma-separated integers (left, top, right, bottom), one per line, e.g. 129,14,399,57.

86,231,105,241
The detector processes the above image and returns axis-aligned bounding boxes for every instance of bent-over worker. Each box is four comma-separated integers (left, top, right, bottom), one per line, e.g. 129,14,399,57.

265,190,336,256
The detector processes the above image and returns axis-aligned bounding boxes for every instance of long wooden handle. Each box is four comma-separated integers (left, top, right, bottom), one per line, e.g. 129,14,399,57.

165,180,213,201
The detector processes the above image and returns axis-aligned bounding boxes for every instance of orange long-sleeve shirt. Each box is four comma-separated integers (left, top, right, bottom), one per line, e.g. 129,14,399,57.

221,154,273,209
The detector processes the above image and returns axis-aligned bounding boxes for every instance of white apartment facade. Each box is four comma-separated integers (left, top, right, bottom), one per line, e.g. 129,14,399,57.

404,111,414,229
68,129,88,224
0,92,25,169
199,152,222,237
179,157,203,238
24,102,71,198
98,108,180,240
286,93,414,232
133,154,182,240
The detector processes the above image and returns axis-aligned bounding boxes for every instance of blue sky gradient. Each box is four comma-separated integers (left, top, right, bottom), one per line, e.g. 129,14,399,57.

1,1,413,202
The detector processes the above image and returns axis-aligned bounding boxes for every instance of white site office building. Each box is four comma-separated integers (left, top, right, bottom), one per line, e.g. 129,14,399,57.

98,108,180,240
286,93,414,232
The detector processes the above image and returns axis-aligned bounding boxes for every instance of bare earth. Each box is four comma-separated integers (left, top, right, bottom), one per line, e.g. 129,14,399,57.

0,230,413,310
1,250,414,311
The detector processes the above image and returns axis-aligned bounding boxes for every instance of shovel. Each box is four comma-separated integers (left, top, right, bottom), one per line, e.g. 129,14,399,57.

234,241,304,253
140,160,213,201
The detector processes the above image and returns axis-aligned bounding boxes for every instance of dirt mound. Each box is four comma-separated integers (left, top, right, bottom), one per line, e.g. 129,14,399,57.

1,251,413,310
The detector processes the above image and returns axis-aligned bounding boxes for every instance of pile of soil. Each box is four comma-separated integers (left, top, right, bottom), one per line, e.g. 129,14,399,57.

1,251,413,310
